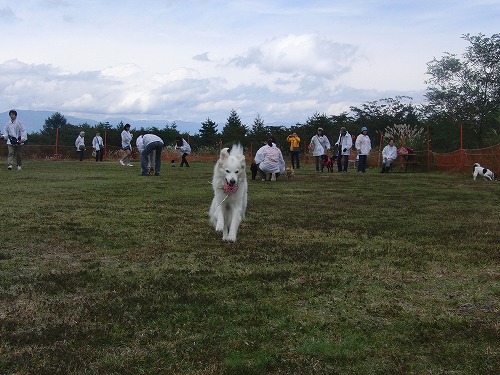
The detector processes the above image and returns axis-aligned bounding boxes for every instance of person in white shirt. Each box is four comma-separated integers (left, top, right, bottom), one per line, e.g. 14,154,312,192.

3,110,28,171
309,127,331,172
355,126,371,173
75,131,86,161
335,127,353,172
175,136,191,167
381,138,398,173
92,131,105,162
136,134,164,176
254,137,285,181
119,123,134,167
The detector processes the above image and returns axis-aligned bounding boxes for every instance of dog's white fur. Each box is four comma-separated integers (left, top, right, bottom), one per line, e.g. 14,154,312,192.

472,163,495,181
209,144,248,242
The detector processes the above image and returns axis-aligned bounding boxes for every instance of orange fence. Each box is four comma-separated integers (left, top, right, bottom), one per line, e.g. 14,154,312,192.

1,142,499,173
431,144,500,173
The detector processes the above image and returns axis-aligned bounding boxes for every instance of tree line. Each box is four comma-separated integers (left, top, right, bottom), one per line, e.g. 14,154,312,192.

28,33,499,153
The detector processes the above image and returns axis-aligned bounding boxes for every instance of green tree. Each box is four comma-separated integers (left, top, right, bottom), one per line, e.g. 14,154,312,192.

248,114,267,147
350,96,422,137
198,117,219,148
425,33,500,148
221,109,248,146
304,112,333,142
43,112,67,131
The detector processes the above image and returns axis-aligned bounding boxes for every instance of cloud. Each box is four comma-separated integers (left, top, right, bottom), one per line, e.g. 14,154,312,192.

193,52,211,62
0,6,16,20
0,54,425,128
231,34,357,79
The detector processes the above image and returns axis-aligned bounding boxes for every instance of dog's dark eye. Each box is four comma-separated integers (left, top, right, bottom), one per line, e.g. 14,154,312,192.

235,170,238,173
226,170,230,173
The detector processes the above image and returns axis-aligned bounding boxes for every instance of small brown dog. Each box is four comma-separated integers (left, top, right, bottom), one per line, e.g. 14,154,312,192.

149,166,155,175
286,166,295,180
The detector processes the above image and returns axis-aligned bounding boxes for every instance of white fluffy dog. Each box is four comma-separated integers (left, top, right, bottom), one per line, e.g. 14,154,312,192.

472,163,495,181
209,144,248,242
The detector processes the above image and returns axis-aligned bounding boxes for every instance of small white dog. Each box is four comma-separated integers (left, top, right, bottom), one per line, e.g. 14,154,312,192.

472,163,495,181
209,144,248,242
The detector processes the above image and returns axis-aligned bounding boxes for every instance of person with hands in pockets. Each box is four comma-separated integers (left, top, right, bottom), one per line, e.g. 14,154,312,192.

355,126,371,173
335,127,352,173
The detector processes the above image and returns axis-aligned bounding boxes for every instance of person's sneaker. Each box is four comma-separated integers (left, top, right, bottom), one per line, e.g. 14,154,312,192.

17,166,22,171
127,163,133,167
119,160,125,166
7,165,12,170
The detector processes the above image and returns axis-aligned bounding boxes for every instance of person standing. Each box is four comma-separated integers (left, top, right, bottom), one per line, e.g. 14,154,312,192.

286,132,301,169
75,131,86,161
3,110,28,171
136,134,164,176
119,123,134,167
92,131,105,162
175,136,191,167
309,127,331,172
355,126,371,173
335,127,352,173
381,138,398,173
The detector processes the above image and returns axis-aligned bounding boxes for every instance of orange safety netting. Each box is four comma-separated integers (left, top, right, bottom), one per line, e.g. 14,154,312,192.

432,143,500,173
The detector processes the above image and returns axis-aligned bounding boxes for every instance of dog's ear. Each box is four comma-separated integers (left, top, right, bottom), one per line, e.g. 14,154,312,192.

220,148,230,160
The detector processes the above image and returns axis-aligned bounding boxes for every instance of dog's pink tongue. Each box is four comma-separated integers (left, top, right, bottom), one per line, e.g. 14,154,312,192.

223,181,239,194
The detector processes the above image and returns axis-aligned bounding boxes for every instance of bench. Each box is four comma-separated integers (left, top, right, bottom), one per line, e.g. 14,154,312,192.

388,153,418,172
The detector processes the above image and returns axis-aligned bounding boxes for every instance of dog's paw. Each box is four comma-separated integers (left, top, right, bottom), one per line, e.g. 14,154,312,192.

215,222,224,232
223,235,237,242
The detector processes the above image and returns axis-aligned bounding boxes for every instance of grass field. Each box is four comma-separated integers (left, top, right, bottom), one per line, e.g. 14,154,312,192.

0,159,498,374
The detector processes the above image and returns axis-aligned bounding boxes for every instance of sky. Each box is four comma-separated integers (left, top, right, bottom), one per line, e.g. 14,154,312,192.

0,0,499,132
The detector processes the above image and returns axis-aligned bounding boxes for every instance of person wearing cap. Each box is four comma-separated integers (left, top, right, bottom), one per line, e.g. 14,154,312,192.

309,127,331,172
355,126,371,173
286,132,301,169
136,134,164,176
3,110,28,171
92,131,105,162
75,131,86,161
335,127,352,172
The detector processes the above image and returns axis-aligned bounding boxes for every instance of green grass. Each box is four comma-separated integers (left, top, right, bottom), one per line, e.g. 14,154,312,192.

0,160,498,374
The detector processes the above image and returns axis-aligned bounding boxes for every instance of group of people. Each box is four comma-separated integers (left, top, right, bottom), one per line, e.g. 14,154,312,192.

3,111,399,175
0,111,192,176
253,126,399,179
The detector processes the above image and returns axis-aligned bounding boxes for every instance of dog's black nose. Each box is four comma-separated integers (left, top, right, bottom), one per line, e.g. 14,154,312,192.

229,179,236,185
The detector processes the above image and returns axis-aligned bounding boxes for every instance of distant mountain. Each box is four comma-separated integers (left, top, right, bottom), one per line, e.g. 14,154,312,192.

0,110,201,134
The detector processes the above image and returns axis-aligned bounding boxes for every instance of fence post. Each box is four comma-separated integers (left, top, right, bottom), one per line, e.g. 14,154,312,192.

55,127,59,159
460,124,464,172
379,132,383,166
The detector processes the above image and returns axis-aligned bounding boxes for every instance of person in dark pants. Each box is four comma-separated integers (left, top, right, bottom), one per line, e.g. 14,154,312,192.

92,131,105,162
75,131,85,161
175,136,191,167
286,132,301,169
355,126,371,173
335,127,352,172
136,134,164,176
